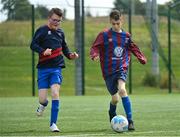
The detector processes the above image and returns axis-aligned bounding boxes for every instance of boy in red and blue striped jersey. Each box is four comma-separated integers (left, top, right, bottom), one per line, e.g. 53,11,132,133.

90,9,147,131
30,8,78,132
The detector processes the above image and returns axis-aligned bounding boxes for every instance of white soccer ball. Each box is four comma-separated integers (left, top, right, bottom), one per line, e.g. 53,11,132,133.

111,115,128,133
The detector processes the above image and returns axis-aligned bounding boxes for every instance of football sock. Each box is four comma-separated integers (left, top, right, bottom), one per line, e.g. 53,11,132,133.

40,100,48,107
122,96,132,121
109,102,117,115
50,100,59,126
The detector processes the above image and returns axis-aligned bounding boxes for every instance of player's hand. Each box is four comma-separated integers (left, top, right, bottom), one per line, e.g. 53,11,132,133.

139,56,147,64
43,48,52,56
93,56,99,62
69,52,79,59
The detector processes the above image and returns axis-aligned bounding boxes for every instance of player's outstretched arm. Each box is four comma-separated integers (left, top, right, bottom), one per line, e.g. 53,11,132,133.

130,42,147,64
90,32,103,62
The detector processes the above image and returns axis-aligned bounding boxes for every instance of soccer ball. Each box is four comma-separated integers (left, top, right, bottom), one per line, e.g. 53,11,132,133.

111,115,128,133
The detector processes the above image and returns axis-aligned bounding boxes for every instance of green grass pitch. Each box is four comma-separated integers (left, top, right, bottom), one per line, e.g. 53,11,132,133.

0,94,180,136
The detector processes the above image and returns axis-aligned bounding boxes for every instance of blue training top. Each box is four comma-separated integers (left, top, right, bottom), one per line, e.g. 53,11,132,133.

30,25,72,68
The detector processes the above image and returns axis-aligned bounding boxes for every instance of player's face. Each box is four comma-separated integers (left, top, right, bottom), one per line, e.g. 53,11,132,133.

48,14,62,30
110,19,122,32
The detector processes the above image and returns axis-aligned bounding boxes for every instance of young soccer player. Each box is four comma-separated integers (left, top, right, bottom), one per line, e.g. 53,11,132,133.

30,8,78,132
90,9,147,131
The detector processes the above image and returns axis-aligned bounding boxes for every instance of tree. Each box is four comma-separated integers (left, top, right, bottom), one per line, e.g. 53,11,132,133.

113,0,129,14
134,0,146,15
172,0,180,20
13,0,31,20
158,0,180,20
113,0,145,15
35,5,49,19
85,6,92,17
158,4,168,17
1,0,31,21
1,0,15,20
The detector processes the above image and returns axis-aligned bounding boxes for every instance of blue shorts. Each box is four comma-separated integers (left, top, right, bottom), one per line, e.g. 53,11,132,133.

105,71,127,95
37,68,63,89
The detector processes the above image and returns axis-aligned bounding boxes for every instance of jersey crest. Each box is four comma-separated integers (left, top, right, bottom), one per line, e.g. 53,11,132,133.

114,47,123,57
48,30,51,35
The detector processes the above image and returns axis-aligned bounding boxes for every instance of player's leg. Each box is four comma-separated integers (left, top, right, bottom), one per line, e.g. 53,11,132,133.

50,84,60,132
118,79,131,119
50,84,60,126
36,69,49,116
36,89,48,116
117,79,135,130
105,74,120,122
109,93,119,121
49,68,62,132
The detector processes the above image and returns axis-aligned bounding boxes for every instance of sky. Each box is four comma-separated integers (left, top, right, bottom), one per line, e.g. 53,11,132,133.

0,0,171,22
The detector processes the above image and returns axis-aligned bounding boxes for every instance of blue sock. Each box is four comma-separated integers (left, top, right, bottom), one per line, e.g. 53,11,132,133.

122,96,132,121
109,102,117,115
50,100,59,126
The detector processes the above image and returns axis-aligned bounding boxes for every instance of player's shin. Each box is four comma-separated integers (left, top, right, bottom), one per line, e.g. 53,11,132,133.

50,100,60,126
121,96,132,121
109,102,117,122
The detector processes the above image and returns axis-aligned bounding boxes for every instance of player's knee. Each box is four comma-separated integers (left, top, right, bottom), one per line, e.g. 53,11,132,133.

112,99,119,105
39,97,47,104
112,95,120,104
118,88,127,97
51,91,59,99
39,100,48,106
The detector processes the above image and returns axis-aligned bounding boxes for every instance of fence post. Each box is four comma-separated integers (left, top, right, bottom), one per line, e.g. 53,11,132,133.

128,0,132,94
74,0,85,95
31,5,35,96
168,7,172,94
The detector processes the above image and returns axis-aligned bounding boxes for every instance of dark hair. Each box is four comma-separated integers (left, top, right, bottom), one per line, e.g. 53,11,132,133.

109,9,121,21
48,8,63,17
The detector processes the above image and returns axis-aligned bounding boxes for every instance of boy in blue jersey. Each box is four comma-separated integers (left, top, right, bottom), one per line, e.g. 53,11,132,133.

30,8,78,132
90,9,147,131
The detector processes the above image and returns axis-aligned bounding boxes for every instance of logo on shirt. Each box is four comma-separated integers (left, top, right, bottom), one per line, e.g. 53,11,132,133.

114,47,123,57
48,31,51,35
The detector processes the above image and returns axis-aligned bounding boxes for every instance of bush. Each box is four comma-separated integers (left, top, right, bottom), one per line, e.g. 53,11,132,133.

143,71,180,89
142,72,159,87
160,73,179,89
159,73,168,89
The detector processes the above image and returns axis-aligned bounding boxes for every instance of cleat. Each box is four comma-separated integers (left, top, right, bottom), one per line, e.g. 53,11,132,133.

128,120,135,131
36,104,45,116
50,123,60,132
108,111,116,122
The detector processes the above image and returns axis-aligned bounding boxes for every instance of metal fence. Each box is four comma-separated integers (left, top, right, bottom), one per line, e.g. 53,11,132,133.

0,1,179,97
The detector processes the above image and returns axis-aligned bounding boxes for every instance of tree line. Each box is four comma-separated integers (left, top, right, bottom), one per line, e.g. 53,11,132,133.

1,0,49,20
1,0,180,21
114,0,180,20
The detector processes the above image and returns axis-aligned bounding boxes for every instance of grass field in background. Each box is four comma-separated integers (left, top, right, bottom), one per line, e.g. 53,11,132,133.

0,45,179,97
0,16,180,96
1,94,180,136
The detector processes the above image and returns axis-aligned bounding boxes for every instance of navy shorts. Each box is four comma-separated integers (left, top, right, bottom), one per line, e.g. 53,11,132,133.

105,71,127,95
37,68,63,89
